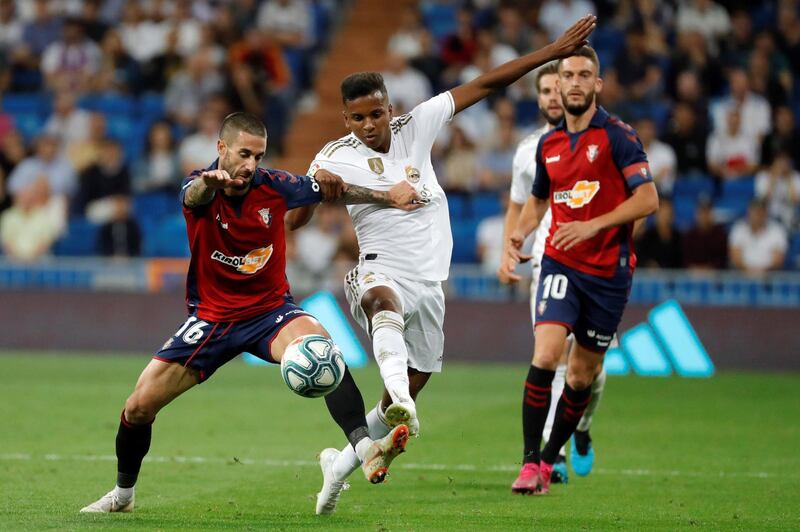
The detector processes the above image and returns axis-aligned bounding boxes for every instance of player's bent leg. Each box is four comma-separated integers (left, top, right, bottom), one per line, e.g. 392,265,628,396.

381,369,430,436
571,366,606,476
538,342,601,494
81,360,200,513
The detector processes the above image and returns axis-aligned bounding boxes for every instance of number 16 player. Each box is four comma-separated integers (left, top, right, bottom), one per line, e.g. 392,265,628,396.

507,46,659,494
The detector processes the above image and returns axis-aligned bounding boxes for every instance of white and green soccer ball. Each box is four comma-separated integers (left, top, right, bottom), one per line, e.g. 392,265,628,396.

280,334,346,398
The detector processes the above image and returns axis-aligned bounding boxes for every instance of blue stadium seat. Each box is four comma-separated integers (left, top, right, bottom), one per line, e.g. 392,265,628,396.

53,218,100,256
450,219,479,264
514,99,539,127
421,3,457,40
1,93,49,114
447,194,468,220
673,175,714,200
787,233,800,270
133,191,178,225
672,196,697,232
470,192,502,219
138,93,166,119
10,112,46,142
721,176,755,200
713,195,750,224
78,93,136,116
142,215,189,257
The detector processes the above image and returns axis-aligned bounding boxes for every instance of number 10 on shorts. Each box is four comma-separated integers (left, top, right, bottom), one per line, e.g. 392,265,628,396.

541,274,568,300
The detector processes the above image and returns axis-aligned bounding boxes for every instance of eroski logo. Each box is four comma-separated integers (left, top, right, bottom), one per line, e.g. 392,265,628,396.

553,180,600,209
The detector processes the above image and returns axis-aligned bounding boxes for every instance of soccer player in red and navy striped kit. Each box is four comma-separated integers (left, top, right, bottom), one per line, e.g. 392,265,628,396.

508,46,659,495
80,112,423,513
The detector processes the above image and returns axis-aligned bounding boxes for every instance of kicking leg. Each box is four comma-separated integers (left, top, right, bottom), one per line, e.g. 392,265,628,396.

80,359,200,513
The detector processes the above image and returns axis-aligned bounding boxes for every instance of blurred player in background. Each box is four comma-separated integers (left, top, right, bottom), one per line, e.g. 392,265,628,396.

507,46,658,495
290,15,598,514
499,60,608,488
80,112,423,513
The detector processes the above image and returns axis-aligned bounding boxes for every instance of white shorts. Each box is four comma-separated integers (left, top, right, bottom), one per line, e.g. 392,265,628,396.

344,266,445,373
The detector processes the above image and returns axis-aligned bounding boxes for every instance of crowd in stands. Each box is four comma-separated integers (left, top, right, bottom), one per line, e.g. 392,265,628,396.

1,0,799,282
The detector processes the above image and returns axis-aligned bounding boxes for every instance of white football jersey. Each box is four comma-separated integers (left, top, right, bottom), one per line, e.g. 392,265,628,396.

510,125,552,268
309,92,455,282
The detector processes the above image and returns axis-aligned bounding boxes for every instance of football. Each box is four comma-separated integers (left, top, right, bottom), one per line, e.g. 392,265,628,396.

280,334,346,398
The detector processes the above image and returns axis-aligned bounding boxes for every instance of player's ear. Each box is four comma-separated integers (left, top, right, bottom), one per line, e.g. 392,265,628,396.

595,76,603,94
342,109,350,130
387,102,393,119
217,138,226,157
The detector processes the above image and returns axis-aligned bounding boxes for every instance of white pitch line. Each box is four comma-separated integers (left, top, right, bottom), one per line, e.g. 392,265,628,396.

0,453,782,480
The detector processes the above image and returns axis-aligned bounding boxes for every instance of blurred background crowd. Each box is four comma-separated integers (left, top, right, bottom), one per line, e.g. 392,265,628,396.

1,0,799,287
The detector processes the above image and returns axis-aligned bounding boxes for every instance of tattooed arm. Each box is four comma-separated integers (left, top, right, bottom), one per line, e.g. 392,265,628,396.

183,169,245,208
336,181,425,211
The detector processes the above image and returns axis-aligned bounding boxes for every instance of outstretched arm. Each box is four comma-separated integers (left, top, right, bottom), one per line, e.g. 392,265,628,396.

449,15,596,114
335,181,424,211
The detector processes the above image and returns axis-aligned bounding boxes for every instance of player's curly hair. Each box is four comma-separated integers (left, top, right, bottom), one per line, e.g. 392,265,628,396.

556,45,601,74
219,112,267,143
340,72,388,104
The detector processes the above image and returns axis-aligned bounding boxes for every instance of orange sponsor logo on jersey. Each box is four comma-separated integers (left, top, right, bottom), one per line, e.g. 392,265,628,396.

553,180,600,209
211,245,273,275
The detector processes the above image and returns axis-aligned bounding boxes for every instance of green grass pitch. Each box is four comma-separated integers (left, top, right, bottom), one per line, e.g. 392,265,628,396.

1,352,798,530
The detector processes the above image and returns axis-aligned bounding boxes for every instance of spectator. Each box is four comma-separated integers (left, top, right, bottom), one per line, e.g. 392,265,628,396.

169,0,203,58
612,27,662,102
476,119,517,191
476,192,510,275
138,25,182,92
388,7,427,60
441,125,478,193
440,7,477,68
0,0,22,52
256,0,314,95
67,112,106,173
720,8,753,68
409,30,444,93
675,0,730,55
294,203,357,289
475,27,518,70
132,121,181,193
755,153,800,229
40,16,102,93
669,31,725,98
381,52,432,114
776,0,800,75
747,48,789,109
729,199,788,273
179,110,223,176
664,102,707,176
93,29,141,94
78,138,140,257
0,97,13,146
539,0,597,41
682,197,728,270
79,0,108,43
0,177,64,261
496,5,530,55
635,198,683,268
0,129,26,213
118,3,169,64
706,107,759,181
761,106,800,168
7,134,76,199
673,70,710,133
751,31,792,103
636,118,676,195
164,48,225,128
711,68,771,142
20,0,61,57
42,89,92,150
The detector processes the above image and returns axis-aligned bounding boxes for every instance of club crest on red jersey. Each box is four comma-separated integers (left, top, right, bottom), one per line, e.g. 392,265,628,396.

258,208,272,228
586,144,599,162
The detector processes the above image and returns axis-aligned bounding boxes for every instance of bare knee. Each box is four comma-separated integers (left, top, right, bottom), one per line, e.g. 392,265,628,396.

124,393,157,425
566,355,602,390
361,287,401,320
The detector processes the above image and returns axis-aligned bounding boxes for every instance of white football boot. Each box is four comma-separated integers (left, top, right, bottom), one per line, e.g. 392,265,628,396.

80,488,134,513
361,424,409,484
315,448,350,515
384,400,420,436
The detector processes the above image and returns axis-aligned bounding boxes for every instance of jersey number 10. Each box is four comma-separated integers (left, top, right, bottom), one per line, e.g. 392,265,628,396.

541,274,568,300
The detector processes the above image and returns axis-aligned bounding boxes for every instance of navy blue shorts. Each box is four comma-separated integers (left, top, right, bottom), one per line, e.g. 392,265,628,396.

154,298,310,382
534,255,632,353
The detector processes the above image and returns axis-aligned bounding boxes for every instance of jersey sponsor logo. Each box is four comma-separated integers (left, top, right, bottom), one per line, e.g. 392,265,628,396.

211,246,273,275
553,180,600,209
405,165,421,184
258,208,272,228
545,154,561,164
586,144,599,162
367,157,384,174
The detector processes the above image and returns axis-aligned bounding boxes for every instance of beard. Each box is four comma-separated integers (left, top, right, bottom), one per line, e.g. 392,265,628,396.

561,89,595,116
540,107,564,126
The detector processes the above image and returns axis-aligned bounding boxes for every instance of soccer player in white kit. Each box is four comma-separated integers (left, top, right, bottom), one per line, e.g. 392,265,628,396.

289,16,598,514
498,62,607,490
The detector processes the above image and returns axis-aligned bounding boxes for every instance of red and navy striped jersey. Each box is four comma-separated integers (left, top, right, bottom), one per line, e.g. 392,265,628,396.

179,160,322,322
532,106,653,277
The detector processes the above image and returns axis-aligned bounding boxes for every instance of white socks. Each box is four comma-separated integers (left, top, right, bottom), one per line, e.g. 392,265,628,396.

113,486,134,501
543,363,567,455
371,310,411,404
577,367,606,433
333,404,392,482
